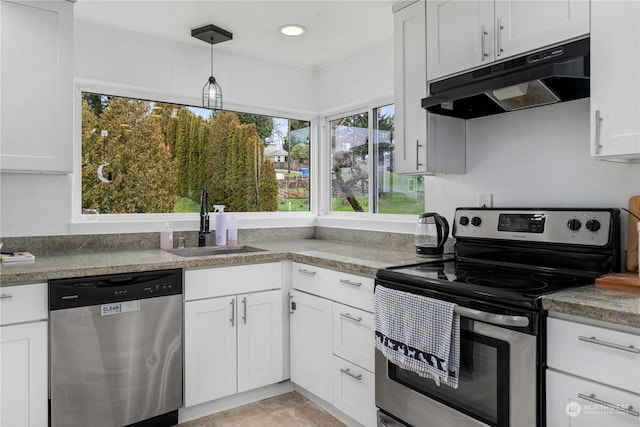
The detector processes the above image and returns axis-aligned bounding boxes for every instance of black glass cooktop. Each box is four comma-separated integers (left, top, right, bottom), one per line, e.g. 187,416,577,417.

377,259,595,307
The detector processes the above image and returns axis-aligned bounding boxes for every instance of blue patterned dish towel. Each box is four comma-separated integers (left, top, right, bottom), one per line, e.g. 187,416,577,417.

374,285,460,388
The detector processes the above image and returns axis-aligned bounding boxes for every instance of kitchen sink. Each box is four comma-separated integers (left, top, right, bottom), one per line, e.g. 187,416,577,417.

166,245,266,257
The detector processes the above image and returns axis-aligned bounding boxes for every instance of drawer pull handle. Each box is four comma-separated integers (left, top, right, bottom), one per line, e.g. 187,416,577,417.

578,393,640,417
339,279,362,287
298,269,317,276
340,368,363,381
578,335,640,354
0,294,13,299
340,312,362,323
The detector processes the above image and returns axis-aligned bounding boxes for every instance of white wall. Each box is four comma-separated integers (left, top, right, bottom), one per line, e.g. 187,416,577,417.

74,21,317,116
424,98,640,222
316,39,394,114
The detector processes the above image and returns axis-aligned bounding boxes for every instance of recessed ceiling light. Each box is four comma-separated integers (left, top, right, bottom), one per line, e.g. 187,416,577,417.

279,24,307,37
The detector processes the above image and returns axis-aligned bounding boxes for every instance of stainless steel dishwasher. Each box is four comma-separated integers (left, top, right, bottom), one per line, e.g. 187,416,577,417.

49,269,183,427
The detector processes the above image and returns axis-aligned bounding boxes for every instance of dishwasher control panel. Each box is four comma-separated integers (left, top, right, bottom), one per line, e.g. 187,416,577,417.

49,268,183,310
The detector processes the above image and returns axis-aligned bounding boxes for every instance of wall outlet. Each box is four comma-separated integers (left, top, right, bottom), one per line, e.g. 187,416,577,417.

478,194,493,208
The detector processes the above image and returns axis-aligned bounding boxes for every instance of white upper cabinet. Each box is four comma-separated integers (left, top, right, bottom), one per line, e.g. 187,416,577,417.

427,0,590,81
394,0,466,175
590,0,640,162
0,0,73,173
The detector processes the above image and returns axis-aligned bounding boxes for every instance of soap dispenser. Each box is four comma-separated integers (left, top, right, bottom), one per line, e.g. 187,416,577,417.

214,205,227,246
160,222,174,250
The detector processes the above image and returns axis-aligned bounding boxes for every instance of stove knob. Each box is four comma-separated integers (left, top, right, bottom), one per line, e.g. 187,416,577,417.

471,216,482,226
459,216,469,226
586,219,601,232
567,219,582,231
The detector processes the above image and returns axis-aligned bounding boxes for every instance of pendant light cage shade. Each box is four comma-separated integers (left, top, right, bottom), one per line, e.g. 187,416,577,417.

191,24,233,111
203,76,223,110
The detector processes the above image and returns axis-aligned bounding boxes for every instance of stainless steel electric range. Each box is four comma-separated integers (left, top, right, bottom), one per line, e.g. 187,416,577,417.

375,208,621,427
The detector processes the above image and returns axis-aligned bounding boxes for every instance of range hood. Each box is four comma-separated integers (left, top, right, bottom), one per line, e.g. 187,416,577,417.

422,38,590,120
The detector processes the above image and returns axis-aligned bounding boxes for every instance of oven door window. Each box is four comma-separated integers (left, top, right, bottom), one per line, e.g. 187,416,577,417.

388,329,510,427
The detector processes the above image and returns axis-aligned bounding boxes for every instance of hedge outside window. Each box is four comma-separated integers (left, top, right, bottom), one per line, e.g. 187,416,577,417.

81,93,310,214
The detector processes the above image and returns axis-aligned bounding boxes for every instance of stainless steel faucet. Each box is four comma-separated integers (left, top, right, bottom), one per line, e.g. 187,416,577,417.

198,186,210,247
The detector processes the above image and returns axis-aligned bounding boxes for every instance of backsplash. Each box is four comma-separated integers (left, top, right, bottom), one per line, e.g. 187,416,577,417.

0,226,429,256
1,227,315,256
1,227,454,256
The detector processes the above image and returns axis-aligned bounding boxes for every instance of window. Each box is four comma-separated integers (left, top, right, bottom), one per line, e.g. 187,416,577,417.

80,92,310,215
330,104,424,214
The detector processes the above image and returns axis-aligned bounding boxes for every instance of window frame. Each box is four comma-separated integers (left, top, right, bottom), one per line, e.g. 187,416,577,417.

71,80,317,235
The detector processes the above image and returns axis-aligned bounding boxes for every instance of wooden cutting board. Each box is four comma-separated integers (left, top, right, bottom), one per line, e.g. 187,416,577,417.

627,195,640,272
596,272,640,291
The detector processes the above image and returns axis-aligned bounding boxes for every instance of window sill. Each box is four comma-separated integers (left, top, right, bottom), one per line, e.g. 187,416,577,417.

69,212,317,235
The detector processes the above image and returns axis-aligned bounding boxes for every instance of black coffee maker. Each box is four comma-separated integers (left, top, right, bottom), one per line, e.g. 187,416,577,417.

415,213,449,256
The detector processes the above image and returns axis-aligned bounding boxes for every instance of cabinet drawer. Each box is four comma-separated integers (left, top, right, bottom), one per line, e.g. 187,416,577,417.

185,262,282,301
547,370,640,427
0,283,47,325
547,317,640,394
332,302,374,373
292,262,374,311
332,356,376,427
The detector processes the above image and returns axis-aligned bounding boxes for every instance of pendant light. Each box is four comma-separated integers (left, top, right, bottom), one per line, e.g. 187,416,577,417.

191,24,233,110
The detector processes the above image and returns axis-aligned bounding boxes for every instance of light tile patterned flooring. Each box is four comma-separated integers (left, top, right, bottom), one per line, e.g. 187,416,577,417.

178,392,346,427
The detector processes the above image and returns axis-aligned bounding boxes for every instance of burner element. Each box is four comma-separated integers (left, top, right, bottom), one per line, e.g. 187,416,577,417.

466,275,549,291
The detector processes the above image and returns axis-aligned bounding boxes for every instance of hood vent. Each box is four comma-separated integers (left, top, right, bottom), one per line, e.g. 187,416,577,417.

422,38,590,120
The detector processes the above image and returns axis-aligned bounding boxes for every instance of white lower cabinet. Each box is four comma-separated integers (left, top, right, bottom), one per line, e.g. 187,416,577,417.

0,283,48,427
546,316,640,427
289,289,334,404
547,370,640,427
332,357,376,427
184,296,237,404
332,302,375,373
184,264,284,407
290,263,376,426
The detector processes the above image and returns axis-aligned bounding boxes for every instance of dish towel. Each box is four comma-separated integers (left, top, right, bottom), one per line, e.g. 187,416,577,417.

374,285,460,388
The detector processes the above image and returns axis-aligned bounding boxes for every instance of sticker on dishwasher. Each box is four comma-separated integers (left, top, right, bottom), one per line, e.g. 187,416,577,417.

101,301,140,316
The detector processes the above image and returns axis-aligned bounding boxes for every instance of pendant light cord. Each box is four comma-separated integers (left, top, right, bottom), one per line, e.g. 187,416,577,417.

210,38,214,76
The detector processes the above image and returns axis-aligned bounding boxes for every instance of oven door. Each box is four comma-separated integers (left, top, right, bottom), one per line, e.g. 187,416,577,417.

375,315,537,427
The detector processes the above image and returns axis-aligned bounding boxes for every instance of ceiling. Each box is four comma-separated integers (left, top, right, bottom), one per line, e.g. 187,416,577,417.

73,0,398,69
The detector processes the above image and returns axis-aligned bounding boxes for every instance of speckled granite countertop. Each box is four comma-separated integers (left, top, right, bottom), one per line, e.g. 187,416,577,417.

543,285,640,329
3,239,638,329
0,239,424,286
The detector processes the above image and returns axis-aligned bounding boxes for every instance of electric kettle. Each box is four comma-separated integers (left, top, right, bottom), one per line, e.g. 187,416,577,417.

415,212,449,256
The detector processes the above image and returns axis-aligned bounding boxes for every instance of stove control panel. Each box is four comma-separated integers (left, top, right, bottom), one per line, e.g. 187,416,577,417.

454,208,614,246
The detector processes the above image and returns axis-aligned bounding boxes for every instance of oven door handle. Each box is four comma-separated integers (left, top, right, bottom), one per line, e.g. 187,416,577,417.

454,306,529,327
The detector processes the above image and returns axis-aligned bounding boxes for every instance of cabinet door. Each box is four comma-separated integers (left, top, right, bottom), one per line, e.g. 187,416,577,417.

394,0,427,174
237,290,284,393
290,290,333,404
590,0,640,161
547,370,640,427
0,321,48,427
0,0,73,172
494,0,589,60
395,1,466,175
184,297,237,406
426,0,494,81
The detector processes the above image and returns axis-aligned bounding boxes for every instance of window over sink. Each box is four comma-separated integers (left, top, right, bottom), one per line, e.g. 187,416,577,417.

80,92,311,215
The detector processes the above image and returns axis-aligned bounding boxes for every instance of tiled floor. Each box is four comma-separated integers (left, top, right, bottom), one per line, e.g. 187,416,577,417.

178,392,346,427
